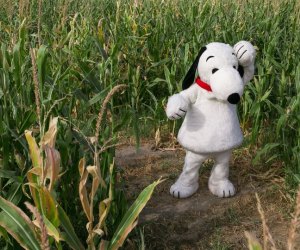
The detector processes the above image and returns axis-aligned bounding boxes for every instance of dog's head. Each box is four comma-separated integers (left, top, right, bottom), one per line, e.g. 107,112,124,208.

182,42,246,104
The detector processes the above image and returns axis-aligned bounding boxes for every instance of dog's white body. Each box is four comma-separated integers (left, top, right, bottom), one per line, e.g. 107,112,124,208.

166,41,256,198
176,84,243,153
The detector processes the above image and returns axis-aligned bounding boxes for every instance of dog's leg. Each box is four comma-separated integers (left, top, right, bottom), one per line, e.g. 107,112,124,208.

208,150,236,198
170,151,208,198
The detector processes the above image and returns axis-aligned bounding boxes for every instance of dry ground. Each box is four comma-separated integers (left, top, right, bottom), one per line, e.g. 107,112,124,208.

115,141,299,250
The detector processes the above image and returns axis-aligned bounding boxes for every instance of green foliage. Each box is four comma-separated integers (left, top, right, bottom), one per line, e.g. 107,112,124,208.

0,196,41,250
108,179,162,249
0,117,160,249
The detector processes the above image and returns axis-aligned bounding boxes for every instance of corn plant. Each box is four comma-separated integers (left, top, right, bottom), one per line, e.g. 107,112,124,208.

0,116,161,249
0,8,162,248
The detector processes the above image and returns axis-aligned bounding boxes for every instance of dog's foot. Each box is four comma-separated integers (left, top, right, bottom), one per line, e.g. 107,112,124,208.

170,182,199,199
208,179,236,198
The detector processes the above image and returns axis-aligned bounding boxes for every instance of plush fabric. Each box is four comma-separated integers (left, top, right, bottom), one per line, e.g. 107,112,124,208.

166,41,256,199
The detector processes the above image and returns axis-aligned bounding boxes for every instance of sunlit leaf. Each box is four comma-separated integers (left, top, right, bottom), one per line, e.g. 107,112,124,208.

25,130,42,169
27,167,42,177
93,228,104,237
108,179,163,250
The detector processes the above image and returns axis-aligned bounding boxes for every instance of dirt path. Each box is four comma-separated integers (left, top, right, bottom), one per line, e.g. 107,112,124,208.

116,143,298,250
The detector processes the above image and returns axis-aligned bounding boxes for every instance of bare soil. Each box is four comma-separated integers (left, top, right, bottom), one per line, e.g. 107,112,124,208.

115,142,299,250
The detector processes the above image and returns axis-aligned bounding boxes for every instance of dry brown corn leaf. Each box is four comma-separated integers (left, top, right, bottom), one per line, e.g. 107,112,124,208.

44,146,60,191
40,117,58,148
78,158,91,221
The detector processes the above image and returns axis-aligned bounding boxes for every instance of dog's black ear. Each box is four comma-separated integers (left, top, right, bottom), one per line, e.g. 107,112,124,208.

182,46,207,90
238,64,244,78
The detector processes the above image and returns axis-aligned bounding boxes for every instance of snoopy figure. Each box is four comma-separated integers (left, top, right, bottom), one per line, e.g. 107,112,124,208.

166,41,256,198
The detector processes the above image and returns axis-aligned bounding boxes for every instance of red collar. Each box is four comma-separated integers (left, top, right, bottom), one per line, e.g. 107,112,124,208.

195,77,212,92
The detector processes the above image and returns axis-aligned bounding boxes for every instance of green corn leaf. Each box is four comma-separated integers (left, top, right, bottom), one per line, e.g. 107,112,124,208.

6,182,23,205
36,45,48,86
19,110,36,133
36,45,48,103
0,196,41,250
108,179,163,250
57,205,85,250
146,89,158,109
253,143,280,165
0,87,3,100
87,87,109,106
260,87,272,102
19,18,27,43
0,169,19,182
164,65,173,94
38,187,60,227
0,225,9,240
12,42,21,87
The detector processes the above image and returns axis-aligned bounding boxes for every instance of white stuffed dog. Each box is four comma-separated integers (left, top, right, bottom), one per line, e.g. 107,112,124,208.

166,41,256,198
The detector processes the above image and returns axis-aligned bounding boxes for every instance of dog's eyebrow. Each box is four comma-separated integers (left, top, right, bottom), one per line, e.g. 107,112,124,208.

206,56,214,62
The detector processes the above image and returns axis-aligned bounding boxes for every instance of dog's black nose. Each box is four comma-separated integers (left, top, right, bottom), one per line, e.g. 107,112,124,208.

227,93,240,104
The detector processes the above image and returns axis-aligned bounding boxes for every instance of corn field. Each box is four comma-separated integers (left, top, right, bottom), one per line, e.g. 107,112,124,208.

0,0,299,249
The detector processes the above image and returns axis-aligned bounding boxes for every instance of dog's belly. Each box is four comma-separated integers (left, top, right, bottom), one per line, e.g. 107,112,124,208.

177,98,243,153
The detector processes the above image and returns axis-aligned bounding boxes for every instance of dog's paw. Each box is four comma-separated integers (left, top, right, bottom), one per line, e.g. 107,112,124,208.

208,179,236,198
234,41,256,67
166,94,188,120
170,182,199,199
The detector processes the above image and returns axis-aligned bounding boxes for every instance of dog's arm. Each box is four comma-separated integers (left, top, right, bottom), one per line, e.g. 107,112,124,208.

234,41,256,84
166,84,197,120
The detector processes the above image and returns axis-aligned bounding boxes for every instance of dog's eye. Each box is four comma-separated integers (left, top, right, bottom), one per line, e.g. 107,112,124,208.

212,68,219,74
233,66,237,69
